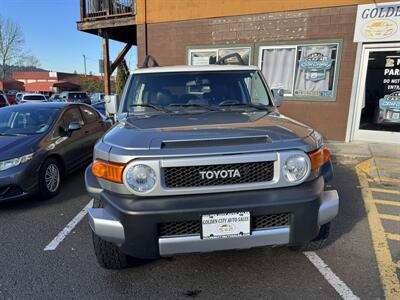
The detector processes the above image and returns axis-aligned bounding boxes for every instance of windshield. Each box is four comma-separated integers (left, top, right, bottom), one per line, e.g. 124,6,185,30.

24,95,46,101
123,71,271,113
0,107,60,135
68,93,88,100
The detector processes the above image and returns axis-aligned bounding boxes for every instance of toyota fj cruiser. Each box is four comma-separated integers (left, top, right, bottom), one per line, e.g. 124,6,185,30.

85,55,339,269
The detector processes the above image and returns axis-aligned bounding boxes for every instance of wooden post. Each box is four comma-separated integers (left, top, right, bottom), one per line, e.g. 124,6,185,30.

102,34,111,95
80,0,86,19
111,43,132,73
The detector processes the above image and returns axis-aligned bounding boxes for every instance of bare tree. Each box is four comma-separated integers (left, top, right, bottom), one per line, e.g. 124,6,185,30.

0,15,36,80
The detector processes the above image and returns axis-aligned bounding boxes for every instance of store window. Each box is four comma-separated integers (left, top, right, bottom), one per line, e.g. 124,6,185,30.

259,41,341,100
188,46,251,66
358,50,400,133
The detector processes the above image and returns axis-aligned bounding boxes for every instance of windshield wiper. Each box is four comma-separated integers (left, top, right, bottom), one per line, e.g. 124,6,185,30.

219,103,271,111
130,104,170,112
167,103,218,111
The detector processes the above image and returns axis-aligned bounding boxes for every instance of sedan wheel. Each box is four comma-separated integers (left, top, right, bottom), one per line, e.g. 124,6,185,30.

45,164,60,193
39,158,63,199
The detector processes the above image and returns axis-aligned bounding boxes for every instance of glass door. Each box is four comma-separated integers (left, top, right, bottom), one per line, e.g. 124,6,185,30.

353,45,400,143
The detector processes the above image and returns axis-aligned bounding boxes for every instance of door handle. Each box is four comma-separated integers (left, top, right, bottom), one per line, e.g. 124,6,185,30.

84,130,89,134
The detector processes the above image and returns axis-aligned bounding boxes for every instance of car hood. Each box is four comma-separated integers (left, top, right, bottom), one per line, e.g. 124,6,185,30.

103,111,314,150
0,135,40,161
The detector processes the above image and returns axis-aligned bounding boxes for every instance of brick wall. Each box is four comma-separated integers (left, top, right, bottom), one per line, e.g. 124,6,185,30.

137,6,358,140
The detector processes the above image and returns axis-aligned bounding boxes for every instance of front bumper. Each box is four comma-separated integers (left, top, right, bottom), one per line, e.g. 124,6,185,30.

85,166,339,259
0,162,39,202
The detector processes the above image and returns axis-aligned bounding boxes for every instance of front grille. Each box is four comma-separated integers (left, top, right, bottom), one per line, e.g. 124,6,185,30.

252,213,290,230
163,161,274,188
159,213,289,237
160,221,200,237
0,186,23,199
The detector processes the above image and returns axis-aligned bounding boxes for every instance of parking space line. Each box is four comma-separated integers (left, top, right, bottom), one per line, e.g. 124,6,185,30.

369,176,400,183
387,233,400,241
379,214,400,222
370,188,400,195
303,252,360,300
356,159,400,300
370,177,400,184
44,199,93,251
374,199,400,207
369,166,400,172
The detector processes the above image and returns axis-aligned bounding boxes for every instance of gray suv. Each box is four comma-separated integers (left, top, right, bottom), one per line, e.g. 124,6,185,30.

85,60,339,269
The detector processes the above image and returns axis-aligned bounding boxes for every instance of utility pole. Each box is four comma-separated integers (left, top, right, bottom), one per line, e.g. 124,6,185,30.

83,54,87,77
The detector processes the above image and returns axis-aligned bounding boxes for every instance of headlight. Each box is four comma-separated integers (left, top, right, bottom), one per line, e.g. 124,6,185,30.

125,164,156,193
282,155,309,183
0,153,34,172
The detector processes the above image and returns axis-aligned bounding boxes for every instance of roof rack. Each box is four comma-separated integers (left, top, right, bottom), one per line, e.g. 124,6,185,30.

216,53,246,65
141,55,160,68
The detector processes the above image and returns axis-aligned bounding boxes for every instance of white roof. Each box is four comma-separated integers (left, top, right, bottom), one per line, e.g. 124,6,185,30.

22,93,46,97
133,64,259,74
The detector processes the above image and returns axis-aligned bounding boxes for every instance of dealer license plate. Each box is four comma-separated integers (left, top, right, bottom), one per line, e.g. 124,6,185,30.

202,212,250,239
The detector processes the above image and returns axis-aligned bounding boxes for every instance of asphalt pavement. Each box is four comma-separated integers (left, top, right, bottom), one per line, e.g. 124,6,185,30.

0,162,390,300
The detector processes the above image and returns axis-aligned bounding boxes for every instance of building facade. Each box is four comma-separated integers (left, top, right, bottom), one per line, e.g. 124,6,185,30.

76,0,400,142
132,0,399,143
12,72,81,93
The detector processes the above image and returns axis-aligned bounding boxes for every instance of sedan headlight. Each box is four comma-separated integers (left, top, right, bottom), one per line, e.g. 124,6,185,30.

0,153,34,172
282,155,309,183
125,164,157,193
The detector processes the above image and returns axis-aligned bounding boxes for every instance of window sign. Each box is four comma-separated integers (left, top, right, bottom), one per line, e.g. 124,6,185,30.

259,42,340,100
294,44,337,98
188,47,251,66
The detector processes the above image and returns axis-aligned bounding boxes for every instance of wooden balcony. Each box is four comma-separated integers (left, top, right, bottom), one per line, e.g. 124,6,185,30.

77,0,137,44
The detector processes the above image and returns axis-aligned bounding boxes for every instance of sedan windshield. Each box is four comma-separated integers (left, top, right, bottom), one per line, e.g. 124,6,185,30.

123,71,271,113
24,95,46,101
0,107,60,135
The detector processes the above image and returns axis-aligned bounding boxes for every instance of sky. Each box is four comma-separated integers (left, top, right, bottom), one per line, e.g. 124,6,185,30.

0,0,138,75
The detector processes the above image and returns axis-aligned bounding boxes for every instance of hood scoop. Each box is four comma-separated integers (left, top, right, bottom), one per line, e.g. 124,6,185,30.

160,135,272,149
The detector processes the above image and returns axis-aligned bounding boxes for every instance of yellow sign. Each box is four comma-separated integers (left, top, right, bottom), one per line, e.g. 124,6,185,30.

362,19,398,39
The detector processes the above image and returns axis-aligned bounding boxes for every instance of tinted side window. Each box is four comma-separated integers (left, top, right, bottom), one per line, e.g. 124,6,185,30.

62,108,84,129
81,106,99,123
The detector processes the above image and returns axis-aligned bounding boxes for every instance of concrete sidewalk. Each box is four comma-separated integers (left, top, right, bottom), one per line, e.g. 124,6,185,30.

327,141,400,161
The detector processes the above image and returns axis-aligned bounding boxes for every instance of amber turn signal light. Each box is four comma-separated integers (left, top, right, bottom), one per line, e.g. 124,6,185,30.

308,146,331,171
92,160,126,183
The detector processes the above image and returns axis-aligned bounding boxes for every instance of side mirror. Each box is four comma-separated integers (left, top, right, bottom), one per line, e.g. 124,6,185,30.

68,121,81,132
272,88,284,107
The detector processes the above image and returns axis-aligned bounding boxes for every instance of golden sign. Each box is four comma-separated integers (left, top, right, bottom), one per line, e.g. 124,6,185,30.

362,19,398,39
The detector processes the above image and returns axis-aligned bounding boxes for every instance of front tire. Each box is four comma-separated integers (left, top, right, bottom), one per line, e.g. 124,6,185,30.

91,199,130,269
38,158,62,199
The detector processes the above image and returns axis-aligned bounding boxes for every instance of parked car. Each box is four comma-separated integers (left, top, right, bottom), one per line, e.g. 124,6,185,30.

15,92,25,104
85,57,339,269
0,93,10,108
20,94,47,104
60,91,91,105
6,91,17,105
49,94,62,102
0,103,111,202
90,93,105,104
91,101,106,116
